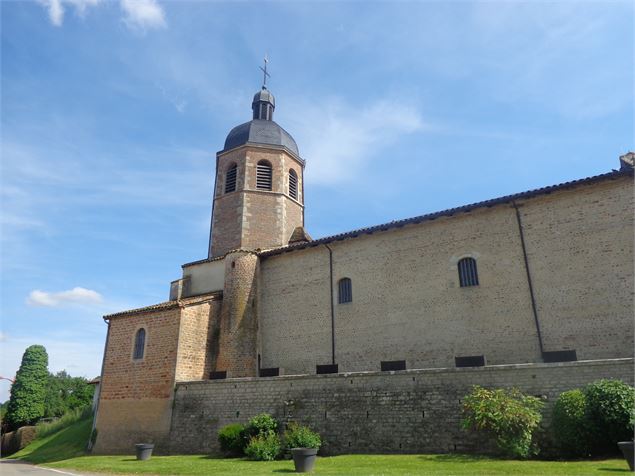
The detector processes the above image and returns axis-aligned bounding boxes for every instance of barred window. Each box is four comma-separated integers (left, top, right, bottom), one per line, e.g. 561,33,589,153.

256,160,272,190
225,164,237,193
289,169,298,200
133,328,146,360
458,257,479,287
338,277,352,304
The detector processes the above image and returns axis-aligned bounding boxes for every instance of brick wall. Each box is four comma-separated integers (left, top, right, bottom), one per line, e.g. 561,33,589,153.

94,294,222,454
168,358,634,455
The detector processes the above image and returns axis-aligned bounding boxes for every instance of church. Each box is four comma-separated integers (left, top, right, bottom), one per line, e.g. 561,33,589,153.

92,84,634,455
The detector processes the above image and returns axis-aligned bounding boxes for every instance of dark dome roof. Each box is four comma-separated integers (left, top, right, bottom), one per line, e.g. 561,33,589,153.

223,119,299,156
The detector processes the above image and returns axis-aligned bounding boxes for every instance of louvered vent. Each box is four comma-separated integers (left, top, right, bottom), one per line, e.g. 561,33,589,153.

225,164,237,193
289,169,298,200
256,161,272,190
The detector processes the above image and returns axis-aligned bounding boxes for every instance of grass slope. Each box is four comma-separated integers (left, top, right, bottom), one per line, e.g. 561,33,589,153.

11,416,92,464
8,418,630,475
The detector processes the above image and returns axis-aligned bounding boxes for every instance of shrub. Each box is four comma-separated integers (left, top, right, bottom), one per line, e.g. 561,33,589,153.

584,379,635,454
461,385,544,459
552,389,591,456
218,423,245,455
244,432,281,461
243,413,278,446
283,423,322,450
6,345,49,430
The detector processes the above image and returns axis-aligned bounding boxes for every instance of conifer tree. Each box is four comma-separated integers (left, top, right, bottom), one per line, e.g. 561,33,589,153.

6,345,49,429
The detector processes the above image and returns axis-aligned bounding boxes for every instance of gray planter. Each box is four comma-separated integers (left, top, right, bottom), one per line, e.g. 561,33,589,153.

291,448,318,473
135,443,155,461
618,441,634,472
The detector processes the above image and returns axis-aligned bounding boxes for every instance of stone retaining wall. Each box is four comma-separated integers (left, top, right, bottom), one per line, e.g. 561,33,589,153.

168,358,634,455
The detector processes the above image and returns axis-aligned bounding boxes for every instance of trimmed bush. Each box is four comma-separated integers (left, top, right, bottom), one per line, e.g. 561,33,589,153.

461,385,544,459
6,345,49,430
283,423,322,450
585,379,635,454
552,389,591,457
245,432,281,461
218,423,245,455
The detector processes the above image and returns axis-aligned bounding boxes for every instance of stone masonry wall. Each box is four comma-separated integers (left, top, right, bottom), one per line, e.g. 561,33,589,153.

259,176,634,373
168,358,634,455
175,296,223,382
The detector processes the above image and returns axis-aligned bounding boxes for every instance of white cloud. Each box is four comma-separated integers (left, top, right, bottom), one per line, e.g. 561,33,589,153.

27,287,104,308
37,0,165,30
121,0,166,31
0,332,7,343
38,0,64,26
282,98,425,185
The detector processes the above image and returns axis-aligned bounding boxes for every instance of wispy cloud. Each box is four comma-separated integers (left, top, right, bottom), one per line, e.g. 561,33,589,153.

37,0,166,31
283,98,425,185
27,287,104,308
121,0,166,31
38,0,102,26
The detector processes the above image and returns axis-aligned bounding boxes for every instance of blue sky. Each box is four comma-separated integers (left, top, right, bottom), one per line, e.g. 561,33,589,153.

1,0,633,401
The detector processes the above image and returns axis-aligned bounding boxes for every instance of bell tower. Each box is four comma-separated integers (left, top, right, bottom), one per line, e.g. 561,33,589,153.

208,85,305,258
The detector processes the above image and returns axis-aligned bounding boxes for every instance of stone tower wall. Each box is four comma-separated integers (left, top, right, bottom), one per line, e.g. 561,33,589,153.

215,251,260,377
210,146,304,257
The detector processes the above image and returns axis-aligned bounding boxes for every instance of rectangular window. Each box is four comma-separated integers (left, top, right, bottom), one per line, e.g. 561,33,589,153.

542,350,577,363
381,360,407,371
210,371,227,380
455,355,486,367
258,367,280,377
316,364,339,374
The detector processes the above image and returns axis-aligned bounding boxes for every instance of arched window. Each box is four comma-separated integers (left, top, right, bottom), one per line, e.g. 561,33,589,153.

458,257,479,287
256,160,272,190
289,169,298,200
225,163,237,193
338,277,352,304
133,328,146,360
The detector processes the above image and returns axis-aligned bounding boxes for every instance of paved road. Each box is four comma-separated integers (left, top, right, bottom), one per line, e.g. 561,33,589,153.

0,460,85,476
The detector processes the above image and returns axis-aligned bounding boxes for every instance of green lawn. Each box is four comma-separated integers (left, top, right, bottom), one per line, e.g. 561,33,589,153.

9,417,631,475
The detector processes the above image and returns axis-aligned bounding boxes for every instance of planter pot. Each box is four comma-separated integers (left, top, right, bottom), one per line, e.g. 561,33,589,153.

135,443,155,461
291,448,318,473
618,441,634,472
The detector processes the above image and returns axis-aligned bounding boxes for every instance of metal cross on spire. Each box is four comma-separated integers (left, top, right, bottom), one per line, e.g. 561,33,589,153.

259,54,270,88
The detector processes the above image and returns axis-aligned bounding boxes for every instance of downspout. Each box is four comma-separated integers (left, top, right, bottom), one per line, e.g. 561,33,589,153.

207,155,219,259
324,244,336,365
87,316,111,451
512,200,545,355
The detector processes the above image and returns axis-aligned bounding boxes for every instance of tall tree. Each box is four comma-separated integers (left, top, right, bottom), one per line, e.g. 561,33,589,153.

5,345,49,430
44,371,93,418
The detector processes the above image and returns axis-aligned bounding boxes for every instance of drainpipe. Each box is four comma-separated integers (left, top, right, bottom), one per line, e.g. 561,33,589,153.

87,317,111,451
512,200,545,355
324,244,336,365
